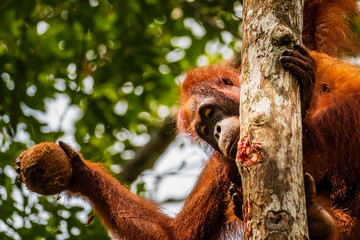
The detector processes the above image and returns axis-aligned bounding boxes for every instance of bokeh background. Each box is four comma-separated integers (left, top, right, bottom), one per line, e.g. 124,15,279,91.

0,0,243,239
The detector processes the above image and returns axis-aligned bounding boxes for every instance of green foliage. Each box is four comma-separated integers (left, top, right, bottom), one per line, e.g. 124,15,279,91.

0,0,241,238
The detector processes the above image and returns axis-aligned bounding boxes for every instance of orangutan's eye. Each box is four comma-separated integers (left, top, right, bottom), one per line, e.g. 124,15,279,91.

204,107,214,118
222,77,233,86
200,125,209,135
321,82,329,92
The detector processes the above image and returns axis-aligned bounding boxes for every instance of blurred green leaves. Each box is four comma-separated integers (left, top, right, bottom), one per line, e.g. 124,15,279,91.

0,0,241,238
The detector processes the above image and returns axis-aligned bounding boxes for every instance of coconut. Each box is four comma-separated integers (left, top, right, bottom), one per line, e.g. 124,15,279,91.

20,142,72,195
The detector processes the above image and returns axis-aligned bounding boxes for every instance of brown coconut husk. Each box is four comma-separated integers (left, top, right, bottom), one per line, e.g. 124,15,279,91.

20,142,72,195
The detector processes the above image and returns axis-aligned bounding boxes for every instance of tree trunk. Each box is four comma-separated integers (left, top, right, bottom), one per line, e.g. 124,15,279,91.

237,0,308,239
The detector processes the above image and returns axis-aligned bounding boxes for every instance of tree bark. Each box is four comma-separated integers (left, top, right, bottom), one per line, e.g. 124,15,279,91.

237,0,308,239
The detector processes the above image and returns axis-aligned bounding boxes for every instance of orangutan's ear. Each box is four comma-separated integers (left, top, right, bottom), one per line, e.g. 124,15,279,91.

228,53,241,70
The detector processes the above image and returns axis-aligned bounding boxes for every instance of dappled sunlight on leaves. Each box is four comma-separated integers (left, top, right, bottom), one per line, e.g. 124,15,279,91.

0,0,242,238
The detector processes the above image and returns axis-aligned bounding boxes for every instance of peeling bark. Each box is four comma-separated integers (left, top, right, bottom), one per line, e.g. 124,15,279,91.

237,0,308,239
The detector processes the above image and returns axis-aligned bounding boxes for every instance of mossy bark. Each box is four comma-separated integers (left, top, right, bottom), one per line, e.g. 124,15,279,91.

237,0,309,239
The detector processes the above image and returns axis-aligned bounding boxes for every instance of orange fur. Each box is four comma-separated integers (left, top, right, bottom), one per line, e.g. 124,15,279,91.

303,0,359,56
66,160,174,240
61,1,360,239
302,53,360,239
177,63,240,140
66,154,241,240
176,1,360,239
307,51,360,112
